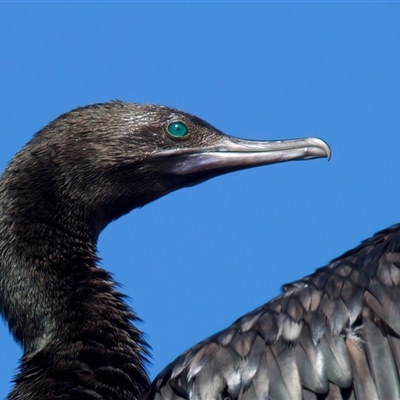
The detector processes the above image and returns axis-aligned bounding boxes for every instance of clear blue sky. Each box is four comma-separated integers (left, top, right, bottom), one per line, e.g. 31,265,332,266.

0,3,399,398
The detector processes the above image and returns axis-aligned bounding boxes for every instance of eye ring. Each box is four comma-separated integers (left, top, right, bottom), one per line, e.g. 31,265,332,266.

166,121,189,139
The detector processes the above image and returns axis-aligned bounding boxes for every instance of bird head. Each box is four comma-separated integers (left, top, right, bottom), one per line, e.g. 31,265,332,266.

2,101,330,238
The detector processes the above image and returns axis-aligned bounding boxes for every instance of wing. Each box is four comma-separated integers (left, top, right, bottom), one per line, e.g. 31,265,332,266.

142,224,400,400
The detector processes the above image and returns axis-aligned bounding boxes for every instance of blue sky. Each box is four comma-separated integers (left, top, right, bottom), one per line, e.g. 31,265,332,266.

0,3,399,398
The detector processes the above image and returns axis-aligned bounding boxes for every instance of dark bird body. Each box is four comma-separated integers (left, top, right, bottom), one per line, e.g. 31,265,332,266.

6,101,400,400
0,101,329,399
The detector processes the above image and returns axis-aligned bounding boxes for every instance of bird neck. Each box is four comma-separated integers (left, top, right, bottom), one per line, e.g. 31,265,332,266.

0,186,149,399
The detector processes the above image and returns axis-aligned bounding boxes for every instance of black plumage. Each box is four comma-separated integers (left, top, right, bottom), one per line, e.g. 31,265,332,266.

0,101,329,399
145,225,400,400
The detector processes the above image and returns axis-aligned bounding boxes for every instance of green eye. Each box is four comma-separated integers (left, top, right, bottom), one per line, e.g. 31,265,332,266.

167,121,188,138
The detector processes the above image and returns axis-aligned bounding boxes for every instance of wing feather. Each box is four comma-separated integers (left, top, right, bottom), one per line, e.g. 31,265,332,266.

142,225,400,400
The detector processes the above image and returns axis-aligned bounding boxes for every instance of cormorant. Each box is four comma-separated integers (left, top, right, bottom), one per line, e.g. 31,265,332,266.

0,101,329,400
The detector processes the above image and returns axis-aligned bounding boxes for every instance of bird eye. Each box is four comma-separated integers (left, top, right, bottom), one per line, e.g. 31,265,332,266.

167,122,188,138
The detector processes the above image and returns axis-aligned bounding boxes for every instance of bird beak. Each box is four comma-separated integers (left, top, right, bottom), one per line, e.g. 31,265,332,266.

156,136,331,176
